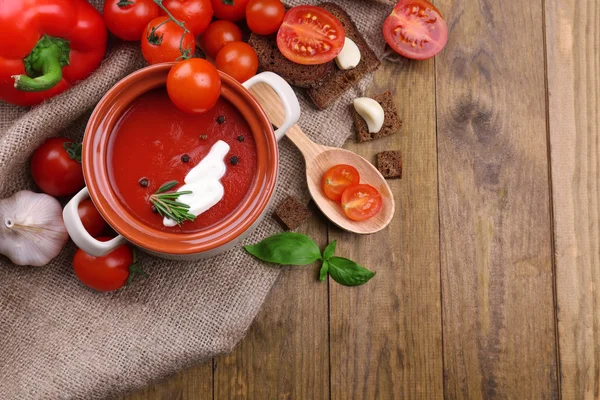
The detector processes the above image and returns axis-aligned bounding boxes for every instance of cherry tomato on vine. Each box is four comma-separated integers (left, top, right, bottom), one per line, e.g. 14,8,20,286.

210,0,250,22
141,16,196,64
167,58,221,114
277,5,345,65
200,20,243,59
31,137,85,197
322,164,361,202
215,42,258,83
104,0,160,41
341,184,383,221
78,199,107,237
383,0,448,60
246,0,285,35
73,239,146,292
161,0,213,36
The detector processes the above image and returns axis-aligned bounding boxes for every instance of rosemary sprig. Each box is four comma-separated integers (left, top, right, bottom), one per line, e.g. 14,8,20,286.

150,180,196,226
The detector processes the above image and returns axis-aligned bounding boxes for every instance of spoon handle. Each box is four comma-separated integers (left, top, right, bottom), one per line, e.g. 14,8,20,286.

285,124,327,164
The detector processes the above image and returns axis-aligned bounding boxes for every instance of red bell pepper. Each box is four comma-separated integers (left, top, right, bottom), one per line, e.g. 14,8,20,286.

0,0,107,106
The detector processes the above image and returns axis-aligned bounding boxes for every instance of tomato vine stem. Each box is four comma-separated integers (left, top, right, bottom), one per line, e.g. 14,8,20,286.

151,0,193,60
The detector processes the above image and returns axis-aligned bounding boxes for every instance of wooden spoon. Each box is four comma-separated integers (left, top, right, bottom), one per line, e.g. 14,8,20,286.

249,83,395,234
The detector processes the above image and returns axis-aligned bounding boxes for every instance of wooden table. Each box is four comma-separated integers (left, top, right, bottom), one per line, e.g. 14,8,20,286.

124,0,599,398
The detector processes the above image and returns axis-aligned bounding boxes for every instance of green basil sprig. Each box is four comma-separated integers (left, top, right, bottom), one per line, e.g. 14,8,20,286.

244,233,375,287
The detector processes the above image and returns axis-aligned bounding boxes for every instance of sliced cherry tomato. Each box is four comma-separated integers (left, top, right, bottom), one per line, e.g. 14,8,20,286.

78,199,107,237
211,0,250,21
73,239,145,292
31,137,85,197
161,0,213,36
322,164,360,201
383,0,448,60
104,0,160,41
200,20,243,59
167,58,221,114
246,0,285,35
216,42,258,83
341,184,383,221
141,16,196,64
277,5,345,65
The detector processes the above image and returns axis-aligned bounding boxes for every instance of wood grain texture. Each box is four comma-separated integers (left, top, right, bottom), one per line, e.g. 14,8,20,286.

328,58,443,399
545,0,600,398
213,207,330,400
435,0,558,398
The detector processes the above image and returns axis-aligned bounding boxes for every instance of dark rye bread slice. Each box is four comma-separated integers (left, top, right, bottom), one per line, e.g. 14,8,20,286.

353,90,402,142
377,150,402,179
248,34,334,88
306,3,381,109
274,196,312,230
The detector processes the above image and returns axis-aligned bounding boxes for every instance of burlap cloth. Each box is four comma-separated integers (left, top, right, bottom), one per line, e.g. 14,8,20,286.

0,1,391,398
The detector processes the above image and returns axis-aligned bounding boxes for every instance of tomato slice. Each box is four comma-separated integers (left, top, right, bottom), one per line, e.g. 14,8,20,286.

341,184,383,221
277,5,345,65
383,0,448,60
322,164,361,201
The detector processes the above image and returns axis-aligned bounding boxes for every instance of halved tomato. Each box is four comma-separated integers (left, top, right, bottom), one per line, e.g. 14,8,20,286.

322,164,360,201
276,5,345,65
341,184,382,221
383,0,448,60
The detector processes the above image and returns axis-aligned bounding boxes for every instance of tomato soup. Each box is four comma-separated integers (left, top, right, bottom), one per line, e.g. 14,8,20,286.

107,88,257,233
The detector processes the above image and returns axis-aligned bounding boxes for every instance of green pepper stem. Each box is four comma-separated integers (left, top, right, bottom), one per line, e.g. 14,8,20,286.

13,35,70,92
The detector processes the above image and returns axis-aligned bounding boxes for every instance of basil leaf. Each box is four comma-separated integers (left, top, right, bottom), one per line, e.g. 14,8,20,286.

319,260,329,281
328,257,375,286
244,232,322,266
323,240,336,260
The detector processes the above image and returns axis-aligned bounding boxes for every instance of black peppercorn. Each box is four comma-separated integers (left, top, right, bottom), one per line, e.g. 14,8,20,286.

151,205,158,213
216,115,225,124
229,156,239,165
139,178,149,187
181,154,190,163
200,134,207,140
237,135,244,142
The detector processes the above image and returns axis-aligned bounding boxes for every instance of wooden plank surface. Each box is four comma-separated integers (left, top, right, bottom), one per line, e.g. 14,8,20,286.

328,59,443,398
435,0,558,398
545,0,600,398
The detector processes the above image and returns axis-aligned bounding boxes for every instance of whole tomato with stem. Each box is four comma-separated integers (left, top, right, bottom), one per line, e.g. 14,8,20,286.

161,0,213,36
141,16,196,64
246,0,285,35
215,42,258,83
167,58,221,114
104,0,160,41
31,137,85,197
78,199,107,237
73,239,147,292
210,0,250,22
200,20,242,59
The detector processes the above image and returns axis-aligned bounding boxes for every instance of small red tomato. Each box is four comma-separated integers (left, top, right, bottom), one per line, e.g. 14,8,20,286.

322,164,361,201
341,184,383,221
78,199,107,237
215,42,258,83
141,16,196,64
210,0,250,21
73,239,141,292
31,137,85,197
161,0,213,36
104,0,160,41
246,0,285,35
200,20,243,59
167,58,221,113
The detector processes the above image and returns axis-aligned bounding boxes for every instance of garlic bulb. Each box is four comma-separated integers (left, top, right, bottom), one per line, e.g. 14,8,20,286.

0,190,68,266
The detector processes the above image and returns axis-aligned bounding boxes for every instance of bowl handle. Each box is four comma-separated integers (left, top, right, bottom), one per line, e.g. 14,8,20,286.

243,72,300,141
63,188,127,257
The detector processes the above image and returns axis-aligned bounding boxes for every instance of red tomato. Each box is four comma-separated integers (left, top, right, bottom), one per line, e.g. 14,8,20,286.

73,239,139,292
277,5,345,65
104,0,160,41
211,0,250,21
215,42,258,83
322,164,361,202
383,0,448,60
161,0,213,36
246,0,285,35
78,199,107,237
31,137,85,197
341,184,383,221
200,20,243,58
167,58,221,114
141,16,196,64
